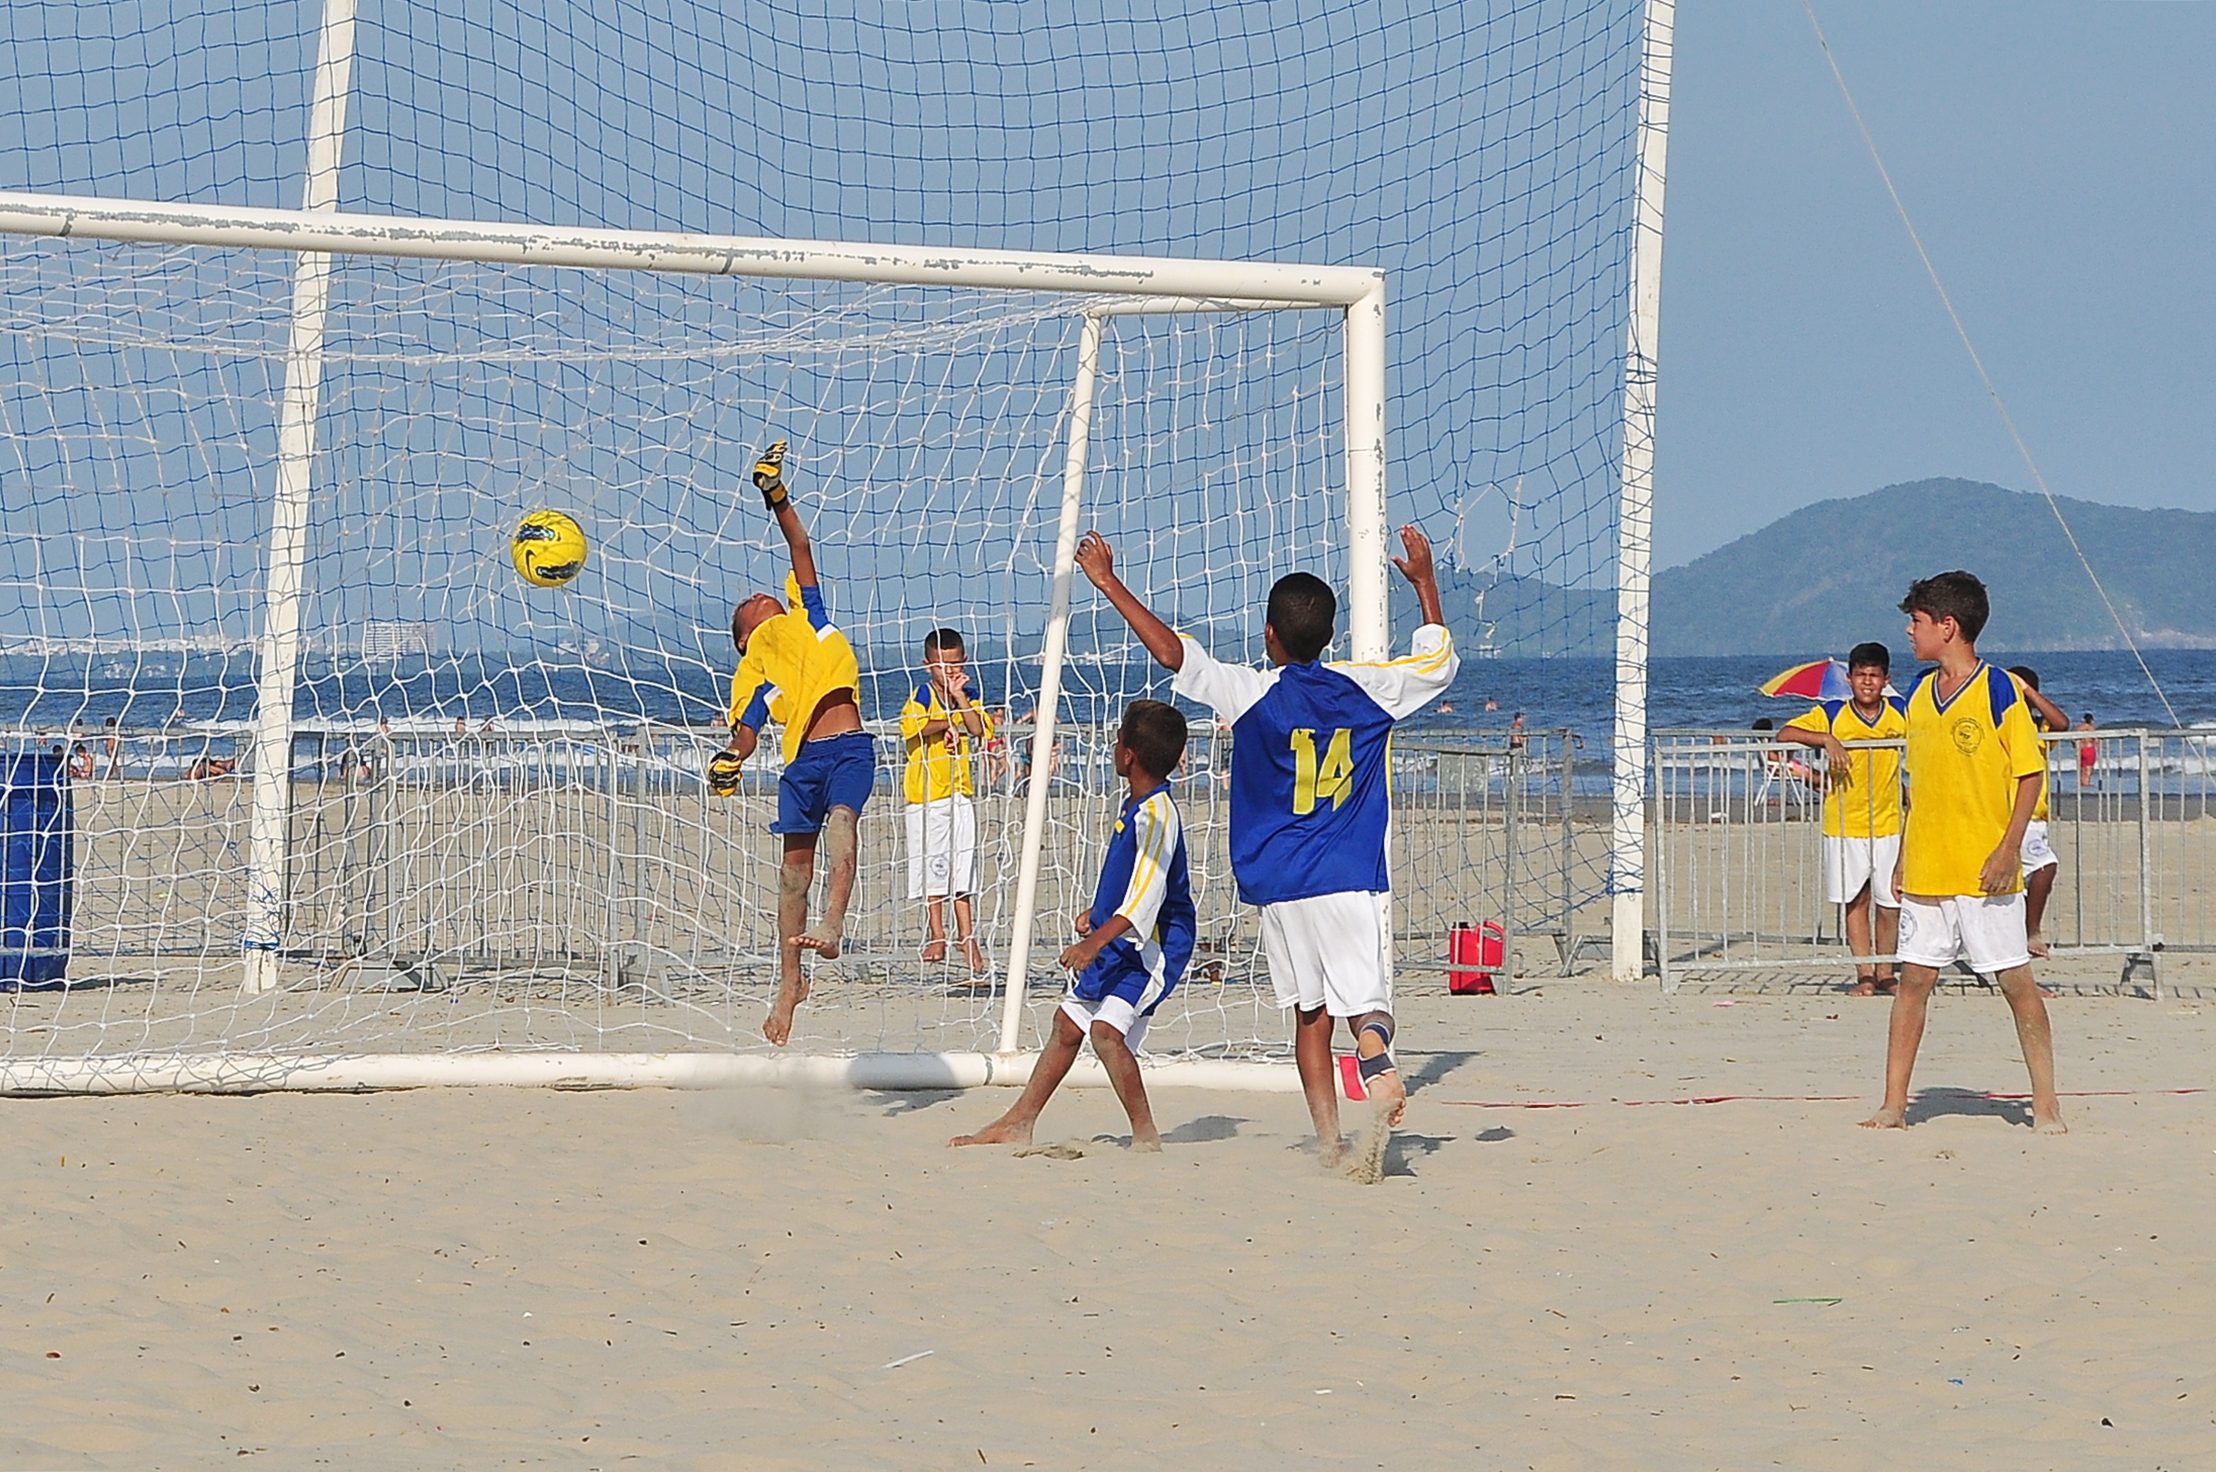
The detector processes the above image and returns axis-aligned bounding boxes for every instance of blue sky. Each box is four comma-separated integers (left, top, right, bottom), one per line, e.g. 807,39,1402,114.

1661,0,2216,566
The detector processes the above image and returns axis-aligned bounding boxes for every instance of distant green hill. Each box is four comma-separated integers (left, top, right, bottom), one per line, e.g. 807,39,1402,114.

1650,478,2216,656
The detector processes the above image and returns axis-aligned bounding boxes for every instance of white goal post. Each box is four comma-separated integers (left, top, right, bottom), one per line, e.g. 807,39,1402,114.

0,189,1386,1093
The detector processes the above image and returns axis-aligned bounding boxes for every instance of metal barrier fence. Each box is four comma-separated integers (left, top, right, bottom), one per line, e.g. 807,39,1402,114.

20,720,1617,990
1652,729,2195,993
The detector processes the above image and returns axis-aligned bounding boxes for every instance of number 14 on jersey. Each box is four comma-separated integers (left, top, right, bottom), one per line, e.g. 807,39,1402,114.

1290,726,1354,814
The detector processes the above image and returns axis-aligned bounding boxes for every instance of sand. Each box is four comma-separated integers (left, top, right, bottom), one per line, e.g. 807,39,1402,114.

7,982,2214,1469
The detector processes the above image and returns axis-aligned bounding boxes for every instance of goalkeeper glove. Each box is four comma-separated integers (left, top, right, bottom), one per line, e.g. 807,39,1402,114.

706,747,745,797
753,439,789,511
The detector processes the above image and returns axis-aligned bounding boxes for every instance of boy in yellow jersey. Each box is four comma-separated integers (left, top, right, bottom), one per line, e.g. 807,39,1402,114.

899,628,994,973
2005,665,2071,958
1775,641,1909,996
1861,571,2065,1133
707,441,874,1047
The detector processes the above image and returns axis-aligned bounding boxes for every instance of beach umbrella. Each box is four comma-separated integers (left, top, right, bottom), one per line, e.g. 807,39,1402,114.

1758,658,1854,701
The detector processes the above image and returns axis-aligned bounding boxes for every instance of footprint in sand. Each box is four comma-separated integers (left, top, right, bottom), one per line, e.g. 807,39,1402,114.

1013,1142,1087,1161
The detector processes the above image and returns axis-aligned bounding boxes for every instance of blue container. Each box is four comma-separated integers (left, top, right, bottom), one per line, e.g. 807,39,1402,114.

1,751,73,989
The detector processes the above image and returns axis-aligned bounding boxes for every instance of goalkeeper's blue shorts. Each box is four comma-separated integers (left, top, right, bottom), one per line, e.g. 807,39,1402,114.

772,731,876,835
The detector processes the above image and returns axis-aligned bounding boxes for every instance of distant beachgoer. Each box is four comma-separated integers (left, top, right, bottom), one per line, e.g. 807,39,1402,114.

66,742,94,780
2007,666,2071,959
1773,641,1908,995
184,755,237,781
2075,713,2097,791
1508,710,1527,753
102,717,122,779
1483,698,1499,713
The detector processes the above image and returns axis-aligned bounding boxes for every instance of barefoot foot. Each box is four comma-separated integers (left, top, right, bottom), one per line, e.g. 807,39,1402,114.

763,977,805,1047
1131,1132,1163,1153
1848,974,1879,997
920,939,948,964
960,936,986,974
1859,1105,1907,1129
2033,1113,2069,1135
1343,1071,1406,1185
793,927,842,961
948,1115,1034,1148
2027,929,2050,959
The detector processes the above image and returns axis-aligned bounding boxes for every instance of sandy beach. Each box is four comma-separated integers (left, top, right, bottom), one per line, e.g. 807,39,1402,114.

7,981,2213,1468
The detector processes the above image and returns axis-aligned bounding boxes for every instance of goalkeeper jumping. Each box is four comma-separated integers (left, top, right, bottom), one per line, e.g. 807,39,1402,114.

711,440,875,1047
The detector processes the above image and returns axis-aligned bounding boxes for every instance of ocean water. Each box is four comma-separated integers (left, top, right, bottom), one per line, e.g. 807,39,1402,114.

4,647,2211,764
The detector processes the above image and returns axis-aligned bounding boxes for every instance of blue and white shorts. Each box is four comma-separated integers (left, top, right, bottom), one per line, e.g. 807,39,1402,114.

772,731,876,835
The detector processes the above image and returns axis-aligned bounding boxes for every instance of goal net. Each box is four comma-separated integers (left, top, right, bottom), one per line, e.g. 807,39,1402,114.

0,219,1377,1082
0,0,1659,1086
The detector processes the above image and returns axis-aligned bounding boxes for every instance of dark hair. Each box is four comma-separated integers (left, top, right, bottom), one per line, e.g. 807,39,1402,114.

1266,573,1336,662
924,627,965,659
1899,570,1990,642
1847,641,1891,674
730,605,748,651
2007,664,2040,691
1751,717,1775,731
1119,698,1188,781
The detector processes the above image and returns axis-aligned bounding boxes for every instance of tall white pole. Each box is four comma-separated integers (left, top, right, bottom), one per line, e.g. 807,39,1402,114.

1612,0,1673,982
1342,277,1390,662
996,313,1105,1055
242,0,358,993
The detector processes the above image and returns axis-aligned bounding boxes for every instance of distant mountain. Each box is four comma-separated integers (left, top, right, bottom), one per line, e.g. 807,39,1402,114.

1650,478,2216,656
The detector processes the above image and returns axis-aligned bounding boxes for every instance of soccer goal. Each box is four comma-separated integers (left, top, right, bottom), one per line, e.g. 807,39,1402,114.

0,190,1389,1091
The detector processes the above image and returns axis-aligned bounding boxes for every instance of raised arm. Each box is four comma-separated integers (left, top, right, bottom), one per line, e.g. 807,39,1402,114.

753,439,819,589
1390,524,1446,627
1073,531,1184,673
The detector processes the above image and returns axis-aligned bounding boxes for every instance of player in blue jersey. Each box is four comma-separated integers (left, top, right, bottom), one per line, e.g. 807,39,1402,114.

950,700,1195,1151
1074,526,1458,1176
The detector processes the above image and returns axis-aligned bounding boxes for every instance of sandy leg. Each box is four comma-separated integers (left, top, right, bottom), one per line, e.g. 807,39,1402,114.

795,807,859,959
1997,963,2067,1133
1293,1006,1343,1165
765,835,815,1047
1090,1020,1161,1152
950,1011,1082,1147
1858,965,1935,1129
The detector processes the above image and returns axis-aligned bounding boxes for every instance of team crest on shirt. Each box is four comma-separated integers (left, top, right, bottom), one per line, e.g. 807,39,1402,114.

1951,717,1984,755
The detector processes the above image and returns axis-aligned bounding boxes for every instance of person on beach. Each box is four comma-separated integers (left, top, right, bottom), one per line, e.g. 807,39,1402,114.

899,628,993,974
708,441,874,1047
1072,524,1459,1179
949,700,1194,1152
2006,666,2072,958
1774,641,1908,995
1862,571,2064,1133
2074,713,2097,792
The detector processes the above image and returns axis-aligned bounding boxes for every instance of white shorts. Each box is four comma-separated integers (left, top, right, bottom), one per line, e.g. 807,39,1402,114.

2021,820,2057,876
1060,992,1150,1053
1258,891,1392,1017
1896,892,2031,975
1821,832,1900,907
905,797,978,899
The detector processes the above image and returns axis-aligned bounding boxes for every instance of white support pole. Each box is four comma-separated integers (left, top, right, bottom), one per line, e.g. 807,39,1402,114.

996,312,1106,1055
1342,277,1391,662
241,0,358,993
1612,0,1674,982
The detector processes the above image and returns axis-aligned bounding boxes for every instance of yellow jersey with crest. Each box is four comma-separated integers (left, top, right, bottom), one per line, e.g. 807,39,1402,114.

1900,662,2046,897
899,679,995,804
1784,695,1909,839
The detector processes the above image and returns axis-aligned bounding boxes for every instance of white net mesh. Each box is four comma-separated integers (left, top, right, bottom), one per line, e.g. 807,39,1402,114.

0,237,1349,1062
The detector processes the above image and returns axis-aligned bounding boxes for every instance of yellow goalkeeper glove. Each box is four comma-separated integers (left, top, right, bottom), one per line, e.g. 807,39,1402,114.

706,747,745,797
753,439,789,511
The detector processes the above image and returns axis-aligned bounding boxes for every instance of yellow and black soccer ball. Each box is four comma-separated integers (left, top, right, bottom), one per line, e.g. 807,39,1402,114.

510,510,588,588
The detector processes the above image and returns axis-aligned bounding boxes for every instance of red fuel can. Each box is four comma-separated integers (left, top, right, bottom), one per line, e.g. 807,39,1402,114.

1448,920,1503,995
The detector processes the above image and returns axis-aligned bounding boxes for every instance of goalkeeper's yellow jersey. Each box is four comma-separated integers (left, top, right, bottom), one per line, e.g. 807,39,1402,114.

727,582,861,766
